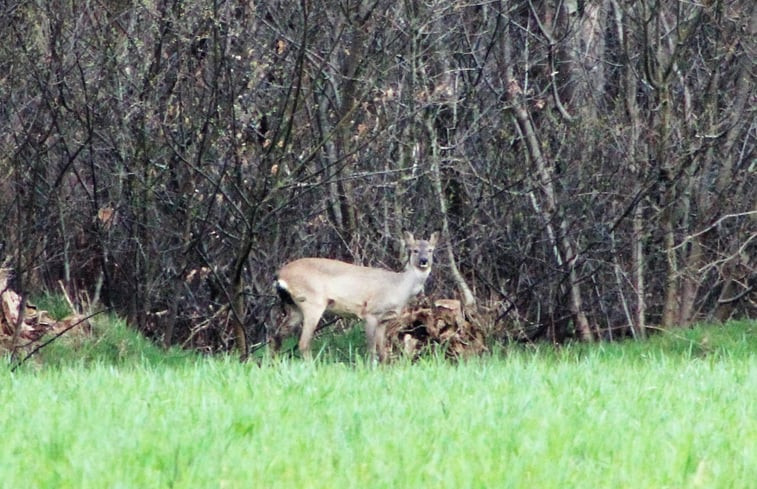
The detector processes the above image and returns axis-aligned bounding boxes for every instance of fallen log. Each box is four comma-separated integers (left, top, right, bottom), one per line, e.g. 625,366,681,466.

1,268,91,350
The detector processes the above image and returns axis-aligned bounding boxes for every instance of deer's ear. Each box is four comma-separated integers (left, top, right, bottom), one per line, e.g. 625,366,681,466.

402,230,416,246
428,231,440,246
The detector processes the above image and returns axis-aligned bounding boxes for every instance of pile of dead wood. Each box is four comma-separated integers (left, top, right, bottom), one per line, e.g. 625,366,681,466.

1,269,90,350
386,298,488,359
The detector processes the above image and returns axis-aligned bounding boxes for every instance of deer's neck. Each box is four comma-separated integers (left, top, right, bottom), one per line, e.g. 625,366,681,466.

398,266,430,298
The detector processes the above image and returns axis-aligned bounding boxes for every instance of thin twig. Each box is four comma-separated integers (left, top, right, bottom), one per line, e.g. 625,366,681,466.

673,211,757,250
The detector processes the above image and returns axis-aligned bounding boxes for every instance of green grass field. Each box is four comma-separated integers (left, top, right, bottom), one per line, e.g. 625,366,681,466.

2,314,755,489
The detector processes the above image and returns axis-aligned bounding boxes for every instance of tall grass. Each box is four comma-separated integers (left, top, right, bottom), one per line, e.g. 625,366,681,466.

1,318,755,488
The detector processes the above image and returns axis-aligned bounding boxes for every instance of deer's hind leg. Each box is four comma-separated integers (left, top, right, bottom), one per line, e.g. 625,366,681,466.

297,301,327,359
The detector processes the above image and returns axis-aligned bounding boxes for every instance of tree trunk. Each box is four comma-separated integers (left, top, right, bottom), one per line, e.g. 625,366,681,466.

427,120,476,307
506,77,593,341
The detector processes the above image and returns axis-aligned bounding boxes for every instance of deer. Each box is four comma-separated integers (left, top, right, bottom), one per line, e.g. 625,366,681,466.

272,231,439,362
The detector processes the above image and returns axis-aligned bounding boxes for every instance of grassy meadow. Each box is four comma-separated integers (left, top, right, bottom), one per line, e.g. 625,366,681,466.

1,309,755,488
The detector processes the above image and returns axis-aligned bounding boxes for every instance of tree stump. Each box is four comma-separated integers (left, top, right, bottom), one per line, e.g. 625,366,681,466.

386,298,488,360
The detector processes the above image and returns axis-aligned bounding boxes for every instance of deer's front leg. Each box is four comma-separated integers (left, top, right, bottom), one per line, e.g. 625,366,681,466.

375,320,387,363
363,315,379,361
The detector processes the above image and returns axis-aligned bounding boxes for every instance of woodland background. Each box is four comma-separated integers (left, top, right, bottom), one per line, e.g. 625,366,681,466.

1,0,754,354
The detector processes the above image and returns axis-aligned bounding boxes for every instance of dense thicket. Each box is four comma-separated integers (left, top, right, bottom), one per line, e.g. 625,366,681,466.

1,0,754,353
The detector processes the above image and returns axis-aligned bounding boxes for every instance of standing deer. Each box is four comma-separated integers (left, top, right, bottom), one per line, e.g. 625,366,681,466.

272,231,439,362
